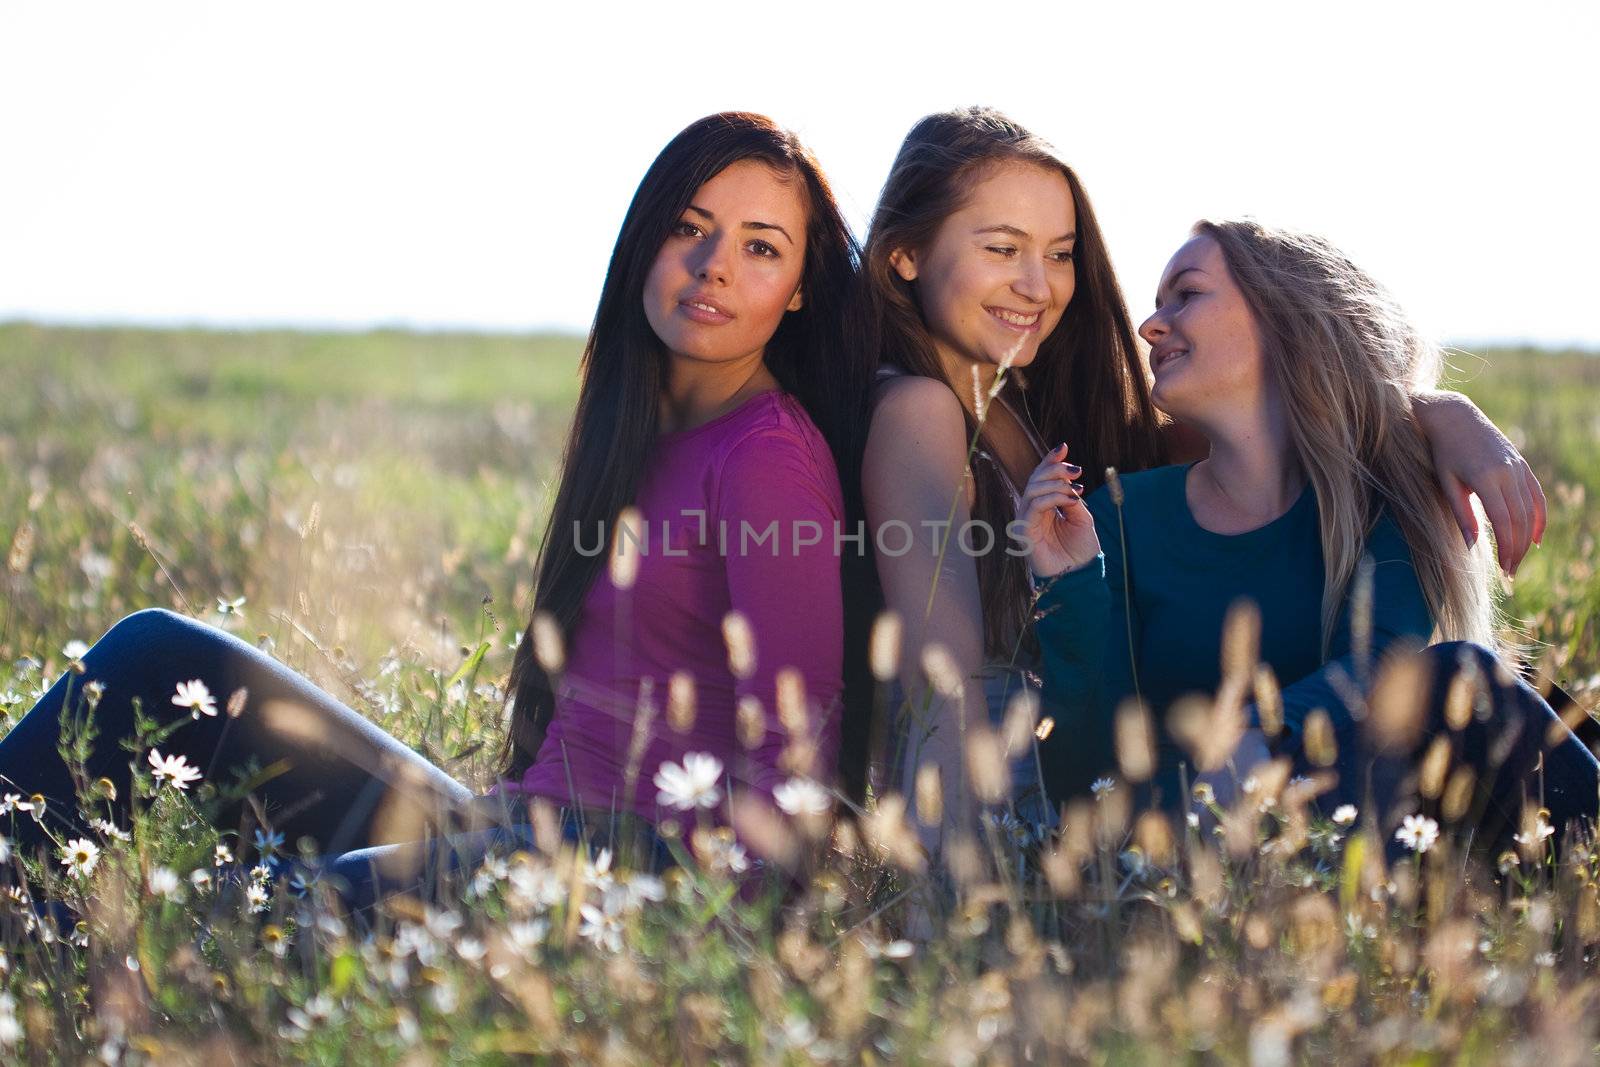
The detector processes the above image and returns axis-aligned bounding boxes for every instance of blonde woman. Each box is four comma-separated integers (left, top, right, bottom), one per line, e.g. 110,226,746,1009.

1020,219,1597,851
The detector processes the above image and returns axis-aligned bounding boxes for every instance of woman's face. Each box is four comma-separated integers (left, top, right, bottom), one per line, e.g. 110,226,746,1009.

891,161,1077,370
1139,234,1269,423
643,159,808,366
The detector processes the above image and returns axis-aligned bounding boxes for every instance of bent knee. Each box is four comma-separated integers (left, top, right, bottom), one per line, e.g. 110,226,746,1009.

108,607,192,641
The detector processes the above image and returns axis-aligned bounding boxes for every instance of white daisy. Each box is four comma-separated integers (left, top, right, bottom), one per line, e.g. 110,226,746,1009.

1394,813,1440,854
171,679,218,719
577,902,623,953
147,748,202,790
653,752,724,811
1332,804,1358,826
1090,777,1116,800
1514,818,1556,848
245,882,271,913
62,640,90,664
146,867,183,900
60,837,100,879
773,776,832,816
91,818,131,842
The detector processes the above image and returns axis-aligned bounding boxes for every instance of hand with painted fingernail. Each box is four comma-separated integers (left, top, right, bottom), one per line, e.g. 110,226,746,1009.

1019,443,1100,578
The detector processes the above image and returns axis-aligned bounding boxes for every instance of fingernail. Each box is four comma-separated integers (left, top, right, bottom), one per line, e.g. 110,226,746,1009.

1064,463,1082,475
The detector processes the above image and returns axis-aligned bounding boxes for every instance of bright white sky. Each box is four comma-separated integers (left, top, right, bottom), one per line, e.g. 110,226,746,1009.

3,1,1596,346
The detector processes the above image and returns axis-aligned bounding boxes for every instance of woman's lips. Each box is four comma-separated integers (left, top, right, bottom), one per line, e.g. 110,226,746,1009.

986,306,1042,333
679,297,734,325
1154,347,1189,373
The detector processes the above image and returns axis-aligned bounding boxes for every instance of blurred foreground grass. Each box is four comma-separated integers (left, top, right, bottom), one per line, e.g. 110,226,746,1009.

2,322,1599,1063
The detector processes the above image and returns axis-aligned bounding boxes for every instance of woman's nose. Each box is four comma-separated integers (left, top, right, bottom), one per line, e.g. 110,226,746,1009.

1011,256,1049,303
693,235,732,285
1138,309,1167,346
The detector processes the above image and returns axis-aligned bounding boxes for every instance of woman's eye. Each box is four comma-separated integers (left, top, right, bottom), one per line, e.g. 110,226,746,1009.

1050,250,1076,264
673,221,702,238
986,246,1018,257
749,240,779,258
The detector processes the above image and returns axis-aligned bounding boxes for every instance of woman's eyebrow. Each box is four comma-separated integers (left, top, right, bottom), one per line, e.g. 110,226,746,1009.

684,205,794,246
744,221,795,246
973,224,1076,243
1155,266,1204,306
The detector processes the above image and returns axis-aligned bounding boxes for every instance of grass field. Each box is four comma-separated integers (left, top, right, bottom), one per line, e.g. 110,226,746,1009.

3,322,1599,1063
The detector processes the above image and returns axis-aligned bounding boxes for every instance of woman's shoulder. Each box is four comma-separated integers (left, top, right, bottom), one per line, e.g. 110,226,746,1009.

867,372,966,443
711,391,843,509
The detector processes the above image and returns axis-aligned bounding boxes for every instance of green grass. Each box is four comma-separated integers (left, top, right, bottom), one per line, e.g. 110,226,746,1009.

2,323,1599,1063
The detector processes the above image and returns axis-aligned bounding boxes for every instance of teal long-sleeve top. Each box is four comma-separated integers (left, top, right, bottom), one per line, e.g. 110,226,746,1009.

1033,464,1435,804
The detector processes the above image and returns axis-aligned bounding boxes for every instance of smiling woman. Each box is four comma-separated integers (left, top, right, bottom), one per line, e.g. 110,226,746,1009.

854,106,1552,861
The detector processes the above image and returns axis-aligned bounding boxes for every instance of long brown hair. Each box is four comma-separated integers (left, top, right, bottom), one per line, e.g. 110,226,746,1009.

1197,218,1500,652
501,113,868,780
862,106,1164,655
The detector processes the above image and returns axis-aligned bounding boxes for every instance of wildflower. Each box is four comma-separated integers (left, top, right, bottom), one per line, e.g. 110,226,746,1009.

215,843,235,865
250,864,271,883
0,793,33,815
82,680,106,704
506,919,549,955
693,829,750,876
1514,817,1556,848
423,906,463,943
171,679,218,719
261,924,290,958
1332,804,1358,825
148,748,202,790
0,993,18,1047
0,691,21,708
1090,777,1116,800
62,640,91,668
1192,781,1215,806
61,837,101,878
654,752,724,811
245,882,271,913
455,937,487,963
216,595,246,616
619,872,667,911
0,836,7,863
585,851,614,895
773,776,832,816
254,828,284,859
91,818,131,843
1394,813,1440,854
147,867,183,900
577,902,623,953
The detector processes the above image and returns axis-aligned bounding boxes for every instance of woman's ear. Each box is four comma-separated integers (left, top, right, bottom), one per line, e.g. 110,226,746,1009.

888,247,918,282
787,286,804,313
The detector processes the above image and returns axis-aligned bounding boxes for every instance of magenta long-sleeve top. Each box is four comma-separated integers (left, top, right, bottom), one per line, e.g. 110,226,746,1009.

516,389,845,823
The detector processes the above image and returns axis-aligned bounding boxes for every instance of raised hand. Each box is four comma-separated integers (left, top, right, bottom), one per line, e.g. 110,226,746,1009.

1018,444,1101,578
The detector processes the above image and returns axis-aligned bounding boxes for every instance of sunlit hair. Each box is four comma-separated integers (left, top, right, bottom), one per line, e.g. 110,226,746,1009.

862,106,1164,656
1196,218,1501,652
501,113,869,780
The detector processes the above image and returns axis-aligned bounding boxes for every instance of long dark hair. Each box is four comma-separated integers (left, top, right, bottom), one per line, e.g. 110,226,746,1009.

502,112,869,780
861,106,1165,656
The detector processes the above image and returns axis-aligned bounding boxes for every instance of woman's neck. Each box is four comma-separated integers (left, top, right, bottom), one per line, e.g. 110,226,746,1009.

659,352,778,433
1189,399,1304,530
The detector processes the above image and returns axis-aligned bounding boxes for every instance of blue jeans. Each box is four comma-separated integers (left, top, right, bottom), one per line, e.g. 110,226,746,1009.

1311,641,1600,858
1,609,476,877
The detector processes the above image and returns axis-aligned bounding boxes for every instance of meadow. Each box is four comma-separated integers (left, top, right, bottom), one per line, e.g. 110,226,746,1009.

2,322,1599,1063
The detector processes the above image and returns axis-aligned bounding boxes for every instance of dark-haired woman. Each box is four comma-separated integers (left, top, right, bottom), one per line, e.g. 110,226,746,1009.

857,107,1549,851
0,112,867,905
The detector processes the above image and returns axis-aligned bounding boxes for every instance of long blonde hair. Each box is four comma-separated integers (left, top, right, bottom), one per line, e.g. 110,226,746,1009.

1197,218,1500,653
